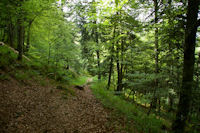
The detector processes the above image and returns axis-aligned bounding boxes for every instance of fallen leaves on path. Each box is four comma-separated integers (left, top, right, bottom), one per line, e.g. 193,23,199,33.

0,78,126,133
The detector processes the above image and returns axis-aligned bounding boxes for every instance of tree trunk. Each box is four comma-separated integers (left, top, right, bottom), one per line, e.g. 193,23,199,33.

26,20,32,52
107,51,114,90
1,28,6,42
149,0,159,113
22,25,25,53
116,39,123,92
116,44,121,92
96,25,101,80
96,49,101,80
17,17,23,61
107,27,116,90
8,17,14,47
172,0,200,132
116,67,123,92
92,0,101,80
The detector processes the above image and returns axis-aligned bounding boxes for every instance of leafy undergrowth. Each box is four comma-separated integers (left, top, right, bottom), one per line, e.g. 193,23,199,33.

91,79,170,133
1,45,68,80
0,44,76,97
69,75,88,86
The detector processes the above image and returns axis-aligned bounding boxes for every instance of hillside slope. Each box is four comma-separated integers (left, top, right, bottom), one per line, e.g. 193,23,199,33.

0,45,126,133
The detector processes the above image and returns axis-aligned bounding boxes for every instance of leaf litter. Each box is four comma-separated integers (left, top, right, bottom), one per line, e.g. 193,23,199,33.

0,77,127,133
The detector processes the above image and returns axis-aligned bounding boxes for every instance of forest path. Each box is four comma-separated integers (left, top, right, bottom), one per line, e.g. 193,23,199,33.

0,77,125,133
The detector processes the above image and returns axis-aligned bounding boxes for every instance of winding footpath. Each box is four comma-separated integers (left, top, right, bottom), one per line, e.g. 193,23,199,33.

0,78,126,133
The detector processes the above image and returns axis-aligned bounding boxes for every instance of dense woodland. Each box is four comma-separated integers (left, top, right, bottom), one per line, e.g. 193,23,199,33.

0,0,200,132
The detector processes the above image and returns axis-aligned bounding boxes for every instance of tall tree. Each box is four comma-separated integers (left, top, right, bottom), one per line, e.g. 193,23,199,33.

148,0,159,113
17,1,24,61
107,25,116,90
172,0,200,132
92,0,101,80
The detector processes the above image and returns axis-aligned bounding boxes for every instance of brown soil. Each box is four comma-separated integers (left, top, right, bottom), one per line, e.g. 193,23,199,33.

0,77,126,133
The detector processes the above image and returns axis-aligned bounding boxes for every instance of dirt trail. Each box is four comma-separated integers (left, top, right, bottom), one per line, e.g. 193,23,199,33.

0,78,125,133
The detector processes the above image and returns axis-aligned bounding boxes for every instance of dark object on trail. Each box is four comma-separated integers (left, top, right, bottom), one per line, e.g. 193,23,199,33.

75,85,84,90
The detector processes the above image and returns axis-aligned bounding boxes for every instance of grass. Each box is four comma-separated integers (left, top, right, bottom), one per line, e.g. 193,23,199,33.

70,75,88,86
90,79,168,133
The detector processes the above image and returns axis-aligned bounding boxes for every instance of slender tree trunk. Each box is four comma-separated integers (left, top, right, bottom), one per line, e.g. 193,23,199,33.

96,25,101,80
107,27,116,90
26,20,32,52
116,42,123,92
92,0,101,80
172,1,200,132
149,0,159,113
116,67,123,92
2,28,6,42
17,1,24,61
116,11,124,93
8,17,14,47
0,29,3,41
107,50,114,90
116,43,120,91
167,0,174,113
96,49,101,80
17,16,23,61
22,25,25,53
116,39,123,92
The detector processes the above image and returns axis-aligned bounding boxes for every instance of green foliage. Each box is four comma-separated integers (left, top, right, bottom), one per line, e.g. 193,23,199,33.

91,80,166,133
70,76,88,86
0,45,17,69
0,44,79,86
13,70,29,82
27,59,78,83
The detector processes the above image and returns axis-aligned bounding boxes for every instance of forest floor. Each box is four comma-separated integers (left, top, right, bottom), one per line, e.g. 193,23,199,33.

0,75,126,133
